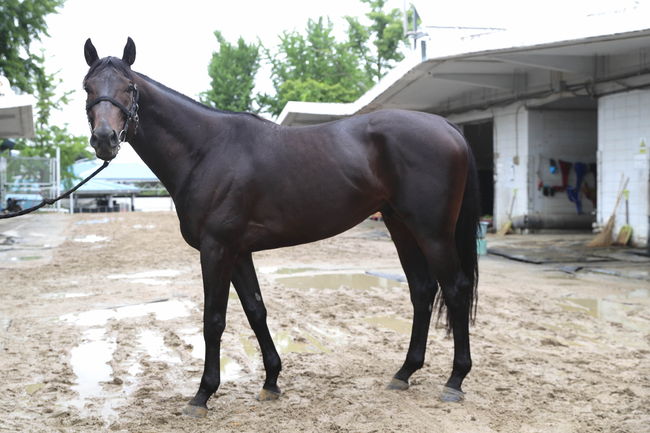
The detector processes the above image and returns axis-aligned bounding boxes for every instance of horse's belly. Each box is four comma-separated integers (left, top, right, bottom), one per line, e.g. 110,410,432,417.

244,194,382,252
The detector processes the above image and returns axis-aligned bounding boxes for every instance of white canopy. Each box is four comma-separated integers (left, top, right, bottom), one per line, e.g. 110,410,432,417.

0,76,35,139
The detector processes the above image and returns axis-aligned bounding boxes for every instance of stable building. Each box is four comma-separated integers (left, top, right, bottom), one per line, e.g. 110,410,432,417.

278,9,650,247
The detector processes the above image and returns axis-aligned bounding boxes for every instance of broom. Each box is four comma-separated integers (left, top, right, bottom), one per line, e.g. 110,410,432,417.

587,176,628,247
497,188,517,236
614,189,632,245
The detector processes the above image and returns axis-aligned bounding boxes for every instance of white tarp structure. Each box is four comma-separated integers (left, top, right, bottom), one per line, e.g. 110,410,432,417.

0,76,35,139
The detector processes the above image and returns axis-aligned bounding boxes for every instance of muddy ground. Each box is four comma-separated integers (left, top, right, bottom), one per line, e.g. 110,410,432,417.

0,212,648,433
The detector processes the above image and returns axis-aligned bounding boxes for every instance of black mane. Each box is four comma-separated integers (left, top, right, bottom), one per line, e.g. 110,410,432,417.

85,57,271,124
135,72,272,123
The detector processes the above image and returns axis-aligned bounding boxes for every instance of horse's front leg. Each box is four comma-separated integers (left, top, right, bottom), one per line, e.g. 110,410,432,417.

231,253,282,401
184,239,235,418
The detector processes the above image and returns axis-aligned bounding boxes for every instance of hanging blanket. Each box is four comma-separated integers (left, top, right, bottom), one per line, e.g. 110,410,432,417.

566,162,587,214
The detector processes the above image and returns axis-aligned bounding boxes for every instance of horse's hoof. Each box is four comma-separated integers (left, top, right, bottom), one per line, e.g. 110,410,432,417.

182,404,208,418
386,377,409,391
440,386,465,402
257,388,281,401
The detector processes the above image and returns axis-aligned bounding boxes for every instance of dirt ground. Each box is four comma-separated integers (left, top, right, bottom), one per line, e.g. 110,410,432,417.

1,212,648,433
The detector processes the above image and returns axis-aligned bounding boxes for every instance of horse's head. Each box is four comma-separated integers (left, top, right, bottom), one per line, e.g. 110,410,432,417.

83,38,139,161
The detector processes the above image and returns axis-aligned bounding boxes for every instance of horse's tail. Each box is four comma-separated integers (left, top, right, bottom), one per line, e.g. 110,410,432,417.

435,122,480,331
452,139,481,328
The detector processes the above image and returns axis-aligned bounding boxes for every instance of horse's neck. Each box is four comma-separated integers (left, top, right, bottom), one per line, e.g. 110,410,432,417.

129,75,215,198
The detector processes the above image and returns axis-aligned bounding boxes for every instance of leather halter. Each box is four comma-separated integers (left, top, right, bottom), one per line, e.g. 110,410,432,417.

86,83,140,142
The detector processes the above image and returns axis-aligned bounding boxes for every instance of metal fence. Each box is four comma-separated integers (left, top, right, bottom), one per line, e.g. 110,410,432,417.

0,153,60,210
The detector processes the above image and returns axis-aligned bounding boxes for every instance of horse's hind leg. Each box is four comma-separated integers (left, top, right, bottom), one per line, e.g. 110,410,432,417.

383,212,438,390
385,211,472,401
419,237,473,402
231,253,282,401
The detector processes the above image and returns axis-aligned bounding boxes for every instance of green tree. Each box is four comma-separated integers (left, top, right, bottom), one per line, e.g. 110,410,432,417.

258,2,408,117
346,0,406,82
0,0,64,93
15,56,92,187
1,1,93,188
204,1,408,118
201,31,260,112
259,17,371,117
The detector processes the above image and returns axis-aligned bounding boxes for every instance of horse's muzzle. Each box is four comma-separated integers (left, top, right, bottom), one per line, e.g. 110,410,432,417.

90,125,120,160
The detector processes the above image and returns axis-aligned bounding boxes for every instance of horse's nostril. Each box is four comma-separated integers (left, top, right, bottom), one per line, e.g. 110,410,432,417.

109,130,119,147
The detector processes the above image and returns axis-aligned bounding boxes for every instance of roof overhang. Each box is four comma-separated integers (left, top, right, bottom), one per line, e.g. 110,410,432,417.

0,95,35,139
73,178,141,196
279,21,650,126
357,28,650,117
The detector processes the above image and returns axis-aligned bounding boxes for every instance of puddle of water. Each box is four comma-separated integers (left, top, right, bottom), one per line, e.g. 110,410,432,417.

73,235,109,243
178,328,204,359
239,336,258,358
559,289,650,331
560,298,599,318
60,298,193,327
275,267,321,275
10,255,42,261
69,329,116,413
76,218,110,225
220,357,243,381
63,299,197,422
276,272,405,291
107,269,183,286
41,292,91,299
178,330,243,380
305,323,348,341
274,330,328,354
12,254,41,264
138,329,181,364
132,224,156,229
107,269,183,279
629,288,650,298
365,316,412,335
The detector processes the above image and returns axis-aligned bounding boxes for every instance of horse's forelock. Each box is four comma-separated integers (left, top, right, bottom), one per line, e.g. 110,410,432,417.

84,57,132,82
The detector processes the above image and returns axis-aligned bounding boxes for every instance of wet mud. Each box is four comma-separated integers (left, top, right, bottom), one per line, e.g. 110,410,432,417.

0,213,648,432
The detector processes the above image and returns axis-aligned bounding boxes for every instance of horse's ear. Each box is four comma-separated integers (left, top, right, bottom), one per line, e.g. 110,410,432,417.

84,38,99,66
122,37,136,66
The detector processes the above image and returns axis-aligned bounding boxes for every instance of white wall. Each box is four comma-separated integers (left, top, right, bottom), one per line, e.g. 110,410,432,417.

493,103,529,228
598,90,650,246
527,110,597,221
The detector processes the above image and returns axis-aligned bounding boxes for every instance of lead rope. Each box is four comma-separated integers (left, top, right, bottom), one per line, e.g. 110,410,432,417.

0,160,110,219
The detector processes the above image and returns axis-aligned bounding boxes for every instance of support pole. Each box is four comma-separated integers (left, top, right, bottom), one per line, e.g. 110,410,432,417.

55,147,61,210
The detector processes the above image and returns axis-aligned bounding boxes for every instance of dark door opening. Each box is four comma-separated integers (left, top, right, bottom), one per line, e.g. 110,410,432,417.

463,121,494,219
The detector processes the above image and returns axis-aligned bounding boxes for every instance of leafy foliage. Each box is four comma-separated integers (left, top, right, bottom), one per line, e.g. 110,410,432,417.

0,0,64,93
14,59,93,187
205,1,408,117
258,17,372,116
347,0,406,81
1,1,92,188
201,31,260,112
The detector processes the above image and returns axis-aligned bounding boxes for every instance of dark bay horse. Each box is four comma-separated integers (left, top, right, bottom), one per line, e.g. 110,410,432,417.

82,38,480,417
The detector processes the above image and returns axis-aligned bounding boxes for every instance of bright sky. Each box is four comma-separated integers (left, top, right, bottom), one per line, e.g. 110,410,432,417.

41,0,402,137
36,0,645,162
